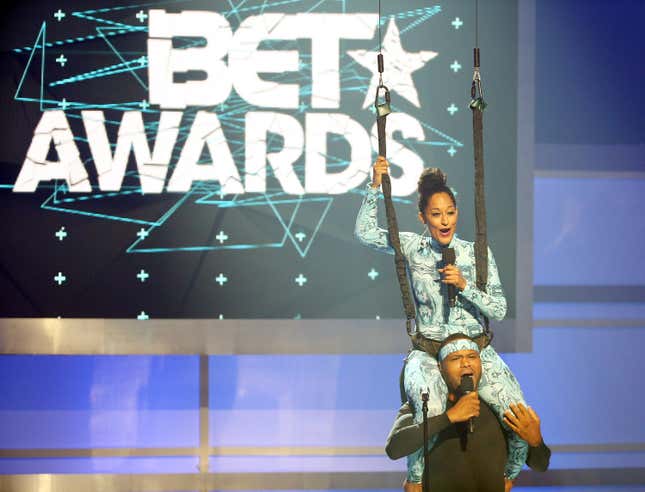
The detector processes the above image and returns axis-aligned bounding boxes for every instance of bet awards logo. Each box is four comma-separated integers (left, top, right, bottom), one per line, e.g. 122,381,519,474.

14,10,436,196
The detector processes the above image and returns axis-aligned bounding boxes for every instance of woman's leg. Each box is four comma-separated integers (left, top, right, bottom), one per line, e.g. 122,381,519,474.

403,349,448,483
477,345,529,479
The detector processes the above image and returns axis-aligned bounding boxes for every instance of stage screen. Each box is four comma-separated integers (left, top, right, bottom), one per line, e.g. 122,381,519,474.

0,0,525,340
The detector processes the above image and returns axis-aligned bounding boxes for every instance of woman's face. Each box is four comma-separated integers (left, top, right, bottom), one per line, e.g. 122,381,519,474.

418,191,458,246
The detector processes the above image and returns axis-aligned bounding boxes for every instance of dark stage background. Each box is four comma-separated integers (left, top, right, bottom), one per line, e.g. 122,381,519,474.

1,1,645,491
0,0,524,326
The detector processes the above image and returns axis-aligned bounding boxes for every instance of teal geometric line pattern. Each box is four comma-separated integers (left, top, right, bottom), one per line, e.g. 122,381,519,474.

9,0,464,260
385,6,442,21
126,191,308,254
398,6,441,34
96,26,148,89
73,10,147,28
13,27,139,54
49,58,147,87
41,182,191,226
14,22,46,110
265,193,334,258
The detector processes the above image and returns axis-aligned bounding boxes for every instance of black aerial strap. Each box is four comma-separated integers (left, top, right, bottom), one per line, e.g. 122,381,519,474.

375,1,417,336
469,0,491,334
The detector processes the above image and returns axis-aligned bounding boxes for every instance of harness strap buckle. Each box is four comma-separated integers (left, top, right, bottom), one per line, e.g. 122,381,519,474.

375,84,392,117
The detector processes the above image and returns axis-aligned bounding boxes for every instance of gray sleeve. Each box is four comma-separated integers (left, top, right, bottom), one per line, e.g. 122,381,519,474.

385,404,451,460
526,440,551,472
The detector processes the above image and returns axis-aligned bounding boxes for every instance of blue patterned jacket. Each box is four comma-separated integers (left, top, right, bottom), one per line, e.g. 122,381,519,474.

355,184,507,340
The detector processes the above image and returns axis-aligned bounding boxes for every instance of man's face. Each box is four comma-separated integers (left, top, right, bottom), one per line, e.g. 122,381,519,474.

440,349,482,393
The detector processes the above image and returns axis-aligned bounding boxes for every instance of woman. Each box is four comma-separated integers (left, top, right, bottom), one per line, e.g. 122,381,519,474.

355,156,528,484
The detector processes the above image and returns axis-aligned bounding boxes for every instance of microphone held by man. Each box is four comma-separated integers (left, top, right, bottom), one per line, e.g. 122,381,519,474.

458,374,476,433
389,334,550,492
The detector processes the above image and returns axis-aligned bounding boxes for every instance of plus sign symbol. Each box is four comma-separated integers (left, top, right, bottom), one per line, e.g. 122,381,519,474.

294,274,307,287
216,231,229,244
136,10,148,23
55,227,67,241
54,272,66,285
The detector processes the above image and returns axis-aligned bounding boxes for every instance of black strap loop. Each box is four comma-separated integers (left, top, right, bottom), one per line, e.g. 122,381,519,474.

374,66,416,329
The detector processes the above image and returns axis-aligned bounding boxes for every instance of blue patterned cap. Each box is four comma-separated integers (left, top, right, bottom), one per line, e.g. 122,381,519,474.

438,337,480,361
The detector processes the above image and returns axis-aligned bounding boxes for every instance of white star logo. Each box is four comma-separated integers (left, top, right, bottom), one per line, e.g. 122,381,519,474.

348,18,438,109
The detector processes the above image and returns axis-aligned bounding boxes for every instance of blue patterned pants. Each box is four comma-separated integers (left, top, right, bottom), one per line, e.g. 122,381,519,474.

403,345,528,481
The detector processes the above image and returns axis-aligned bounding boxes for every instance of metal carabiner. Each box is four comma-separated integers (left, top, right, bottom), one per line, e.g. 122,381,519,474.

375,84,392,118
470,69,487,111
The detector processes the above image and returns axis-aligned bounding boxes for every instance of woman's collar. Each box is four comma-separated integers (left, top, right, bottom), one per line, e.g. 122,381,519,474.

419,234,458,252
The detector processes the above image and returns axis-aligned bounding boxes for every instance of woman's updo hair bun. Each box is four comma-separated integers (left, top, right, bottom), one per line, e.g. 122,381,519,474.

417,168,446,194
417,167,456,213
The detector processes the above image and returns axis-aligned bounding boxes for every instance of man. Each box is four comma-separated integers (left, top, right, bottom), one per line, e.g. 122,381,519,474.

386,334,551,492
